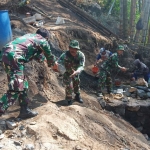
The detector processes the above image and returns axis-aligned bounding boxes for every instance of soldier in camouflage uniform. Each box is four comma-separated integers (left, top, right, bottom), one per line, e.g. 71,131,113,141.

57,40,85,105
0,28,56,118
97,45,127,97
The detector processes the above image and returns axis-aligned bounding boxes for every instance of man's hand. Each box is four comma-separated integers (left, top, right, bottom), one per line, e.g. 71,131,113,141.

120,67,127,72
70,69,80,78
52,62,58,72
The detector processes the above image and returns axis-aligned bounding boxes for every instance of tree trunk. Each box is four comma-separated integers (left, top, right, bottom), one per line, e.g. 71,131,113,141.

130,0,137,42
141,0,150,44
123,0,128,39
134,0,145,43
119,0,123,38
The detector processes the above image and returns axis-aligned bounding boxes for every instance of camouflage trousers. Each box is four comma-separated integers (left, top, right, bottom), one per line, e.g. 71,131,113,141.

98,69,112,93
63,72,80,100
0,62,29,112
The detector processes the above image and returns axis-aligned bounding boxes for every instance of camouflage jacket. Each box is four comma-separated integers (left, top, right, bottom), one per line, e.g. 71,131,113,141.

57,50,85,75
1,33,55,67
101,53,120,72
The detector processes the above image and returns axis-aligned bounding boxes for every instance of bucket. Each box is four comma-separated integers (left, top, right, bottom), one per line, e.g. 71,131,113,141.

0,10,12,49
114,79,121,86
92,65,99,74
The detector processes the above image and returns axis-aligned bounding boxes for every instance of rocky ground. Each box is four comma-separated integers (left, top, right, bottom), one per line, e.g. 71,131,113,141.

0,0,150,150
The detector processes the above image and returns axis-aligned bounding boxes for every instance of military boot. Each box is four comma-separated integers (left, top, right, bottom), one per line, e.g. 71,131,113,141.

75,93,83,103
0,110,4,116
96,89,103,97
18,105,38,119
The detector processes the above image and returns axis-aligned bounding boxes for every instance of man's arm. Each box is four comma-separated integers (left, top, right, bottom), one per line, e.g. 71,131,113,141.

39,40,56,67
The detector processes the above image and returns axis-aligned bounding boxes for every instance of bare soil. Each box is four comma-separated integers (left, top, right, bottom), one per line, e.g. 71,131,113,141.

0,0,150,150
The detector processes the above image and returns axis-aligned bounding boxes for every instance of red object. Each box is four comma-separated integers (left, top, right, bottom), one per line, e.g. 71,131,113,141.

52,64,58,72
92,66,99,74
114,79,121,86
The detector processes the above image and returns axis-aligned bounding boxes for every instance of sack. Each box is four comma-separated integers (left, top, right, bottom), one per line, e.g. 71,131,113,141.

136,78,148,87
136,18,143,30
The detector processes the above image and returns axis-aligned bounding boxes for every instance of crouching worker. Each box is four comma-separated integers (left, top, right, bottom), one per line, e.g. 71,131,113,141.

0,28,56,118
131,54,149,82
56,40,85,105
97,45,127,97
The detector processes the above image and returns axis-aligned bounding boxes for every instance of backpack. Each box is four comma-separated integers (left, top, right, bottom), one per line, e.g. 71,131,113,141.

136,18,143,30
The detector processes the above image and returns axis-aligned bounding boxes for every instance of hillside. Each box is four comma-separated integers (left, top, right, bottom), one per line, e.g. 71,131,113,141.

0,0,150,150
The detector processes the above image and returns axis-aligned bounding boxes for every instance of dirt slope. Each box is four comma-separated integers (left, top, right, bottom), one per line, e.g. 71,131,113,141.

0,0,150,150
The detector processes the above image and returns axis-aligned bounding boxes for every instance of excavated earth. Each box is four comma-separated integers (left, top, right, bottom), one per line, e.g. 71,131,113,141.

0,0,150,150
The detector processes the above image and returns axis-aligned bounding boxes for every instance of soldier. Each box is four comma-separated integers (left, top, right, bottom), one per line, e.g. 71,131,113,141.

97,45,127,97
57,40,85,105
0,28,56,118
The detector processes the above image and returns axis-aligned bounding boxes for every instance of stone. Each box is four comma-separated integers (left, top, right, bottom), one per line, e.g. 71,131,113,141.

97,98,106,108
130,81,137,87
123,91,131,97
19,125,25,130
131,93,136,98
14,141,21,146
30,122,36,125
0,144,4,149
127,105,140,112
115,105,125,116
137,89,147,99
6,121,17,130
136,86,148,91
128,87,137,93
0,134,4,140
147,92,150,98
136,126,143,132
143,134,149,140
25,144,34,150
0,120,6,131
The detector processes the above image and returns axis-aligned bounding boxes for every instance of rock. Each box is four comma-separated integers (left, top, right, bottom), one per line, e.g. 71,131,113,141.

19,125,25,130
143,134,149,140
123,91,131,97
115,105,125,116
25,144,34,150
136,126,143,132
0,120,6,131
30,122,36,125
14,141,22,146
6,121,17,130
131,93,136,98
147,92,150,98
0,134,4,140
128,87,137,93
75,145,82,150
97,98,106,108
130,81,137,87
0,130,2,135
0,144,4,149
136,86,148,91
127,105,140,112
137,89,147,99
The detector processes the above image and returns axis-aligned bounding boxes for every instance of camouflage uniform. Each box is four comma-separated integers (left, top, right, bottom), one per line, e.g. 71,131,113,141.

0,33,55,112
98,53,120,93
57,48,85,100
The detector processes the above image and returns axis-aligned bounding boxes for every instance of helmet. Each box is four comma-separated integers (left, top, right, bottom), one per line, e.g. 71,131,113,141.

69,40,80,50
100,47,105,53
36,28,50,39
117,45,124,51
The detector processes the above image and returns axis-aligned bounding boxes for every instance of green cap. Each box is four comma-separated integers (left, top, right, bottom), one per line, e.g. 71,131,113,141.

69,40,80,50
117,45,124,51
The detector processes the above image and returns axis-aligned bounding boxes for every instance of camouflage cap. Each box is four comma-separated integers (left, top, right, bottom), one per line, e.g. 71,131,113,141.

69,40,80,50
117,45,124,51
